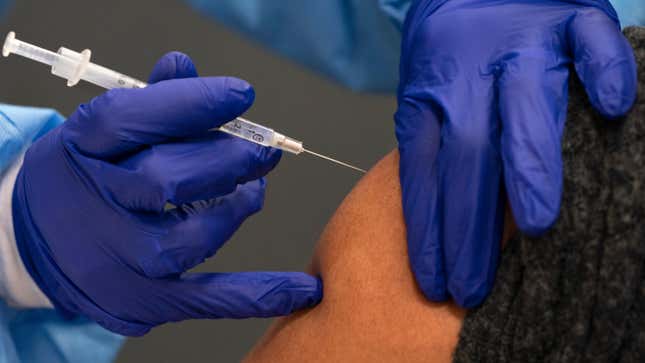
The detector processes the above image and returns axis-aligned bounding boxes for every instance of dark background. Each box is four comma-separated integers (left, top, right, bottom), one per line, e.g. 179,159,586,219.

0,0,396,361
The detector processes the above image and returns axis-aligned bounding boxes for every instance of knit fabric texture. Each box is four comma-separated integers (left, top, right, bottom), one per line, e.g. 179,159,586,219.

454,26,645,363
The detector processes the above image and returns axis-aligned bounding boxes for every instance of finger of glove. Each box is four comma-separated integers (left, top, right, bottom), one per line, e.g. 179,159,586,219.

148,51,199,83
395,93,447,302
498,56,568,237
154,271,322,321
63,76,255,160
114,132,281,211
568,8,637,118
140,179,266,278
430,80,504,309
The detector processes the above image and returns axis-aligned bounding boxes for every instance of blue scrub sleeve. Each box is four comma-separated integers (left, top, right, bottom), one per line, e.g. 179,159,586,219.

0,300,124,363
184,0,404,92
0,104,63,168
0,104,124,363
185,0,643,92
0,0,10,20
613,0,645,27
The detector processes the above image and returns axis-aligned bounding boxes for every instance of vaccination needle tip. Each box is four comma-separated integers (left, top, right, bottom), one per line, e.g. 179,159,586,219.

302,149,367,174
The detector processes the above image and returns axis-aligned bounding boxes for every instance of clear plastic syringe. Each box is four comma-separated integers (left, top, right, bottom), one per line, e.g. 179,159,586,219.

2,31,366,174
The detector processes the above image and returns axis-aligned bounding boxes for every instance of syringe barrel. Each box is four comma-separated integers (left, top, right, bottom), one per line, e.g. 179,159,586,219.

51,47,146,89
218,117,275,148
83,63,146,89
217,117,303,154
84,63,147,89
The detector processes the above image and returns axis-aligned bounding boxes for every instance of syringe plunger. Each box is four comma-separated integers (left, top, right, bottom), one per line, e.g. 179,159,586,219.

3,32,57,65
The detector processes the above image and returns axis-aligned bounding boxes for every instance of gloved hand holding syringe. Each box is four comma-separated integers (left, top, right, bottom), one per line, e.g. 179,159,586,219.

2,31,366,173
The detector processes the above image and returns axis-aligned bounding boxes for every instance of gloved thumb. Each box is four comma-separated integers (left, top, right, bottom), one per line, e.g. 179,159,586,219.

159,272,322,321
568,8,637,118
148,51,199,83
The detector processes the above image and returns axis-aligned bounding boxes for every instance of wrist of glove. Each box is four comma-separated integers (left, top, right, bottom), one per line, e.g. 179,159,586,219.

12,52,322,336
0,153,51,308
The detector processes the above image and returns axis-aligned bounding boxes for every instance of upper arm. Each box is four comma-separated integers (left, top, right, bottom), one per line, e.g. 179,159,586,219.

244,150,464,362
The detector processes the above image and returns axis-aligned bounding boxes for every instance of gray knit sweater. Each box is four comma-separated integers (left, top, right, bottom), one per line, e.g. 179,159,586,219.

454,27,645,362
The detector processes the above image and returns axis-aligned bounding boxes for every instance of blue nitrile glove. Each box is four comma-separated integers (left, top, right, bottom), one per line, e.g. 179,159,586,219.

12,52,322,336
396,0,637,308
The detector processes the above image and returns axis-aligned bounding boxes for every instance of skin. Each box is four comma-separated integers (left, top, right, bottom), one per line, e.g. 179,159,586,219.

244,150,516,362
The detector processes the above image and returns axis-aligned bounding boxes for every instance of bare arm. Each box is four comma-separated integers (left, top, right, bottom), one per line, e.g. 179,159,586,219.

245,150,515,362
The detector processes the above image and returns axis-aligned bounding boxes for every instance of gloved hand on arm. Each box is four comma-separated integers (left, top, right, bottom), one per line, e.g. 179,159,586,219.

396,0,637,308
11,52,322,336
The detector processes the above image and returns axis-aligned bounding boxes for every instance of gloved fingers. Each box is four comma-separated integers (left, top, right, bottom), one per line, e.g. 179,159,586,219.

140,179,266,278
156,271,322,321
498,56,568,237
114,132,281,211
62,76,255,160
568,7,637,118
433,87,504,308
395,94,447,302
148,51,199,83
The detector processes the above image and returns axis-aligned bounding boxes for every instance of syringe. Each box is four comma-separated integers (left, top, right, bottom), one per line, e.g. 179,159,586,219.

2,31,366,174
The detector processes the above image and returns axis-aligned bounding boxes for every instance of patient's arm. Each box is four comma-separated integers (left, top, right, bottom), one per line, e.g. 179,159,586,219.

245,150,514,362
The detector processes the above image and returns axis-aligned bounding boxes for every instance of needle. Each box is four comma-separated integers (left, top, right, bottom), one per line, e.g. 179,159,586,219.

303,149,367,174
